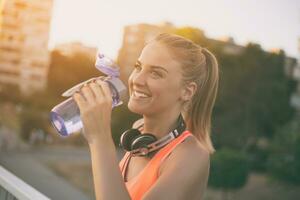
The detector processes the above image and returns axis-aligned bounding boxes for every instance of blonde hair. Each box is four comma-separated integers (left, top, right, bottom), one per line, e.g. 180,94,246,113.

153,33,219,154
0,0,6,31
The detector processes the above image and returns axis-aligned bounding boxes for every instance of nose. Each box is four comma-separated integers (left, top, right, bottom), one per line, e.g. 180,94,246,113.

130,69,147,87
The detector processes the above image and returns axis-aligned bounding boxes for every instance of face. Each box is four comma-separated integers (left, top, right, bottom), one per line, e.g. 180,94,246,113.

128,42,186,116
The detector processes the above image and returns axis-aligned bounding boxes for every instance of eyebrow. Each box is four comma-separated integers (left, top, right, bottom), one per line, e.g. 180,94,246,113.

136,60,168,73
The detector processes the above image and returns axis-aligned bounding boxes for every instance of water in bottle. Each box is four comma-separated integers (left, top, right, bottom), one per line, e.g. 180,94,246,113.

50,76,126,136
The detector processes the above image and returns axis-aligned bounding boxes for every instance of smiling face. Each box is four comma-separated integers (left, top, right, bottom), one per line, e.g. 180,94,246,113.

128,42,186,116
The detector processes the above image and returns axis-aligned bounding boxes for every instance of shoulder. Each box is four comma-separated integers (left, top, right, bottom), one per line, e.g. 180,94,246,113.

142,135,210,200
159,135,210,177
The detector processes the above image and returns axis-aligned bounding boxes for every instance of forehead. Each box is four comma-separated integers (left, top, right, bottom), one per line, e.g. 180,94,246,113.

138,42,181,73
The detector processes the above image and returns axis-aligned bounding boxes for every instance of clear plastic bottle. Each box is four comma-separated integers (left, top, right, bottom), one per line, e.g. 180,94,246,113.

50,54,126,137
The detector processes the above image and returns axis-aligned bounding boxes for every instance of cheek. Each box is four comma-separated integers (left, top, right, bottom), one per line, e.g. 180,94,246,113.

162,83,182,100
152,82,178,99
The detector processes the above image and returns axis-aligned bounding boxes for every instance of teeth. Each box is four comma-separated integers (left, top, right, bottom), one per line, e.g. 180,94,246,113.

134,91,149,98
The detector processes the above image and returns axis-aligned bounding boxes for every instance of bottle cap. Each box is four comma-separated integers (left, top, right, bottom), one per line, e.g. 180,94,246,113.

95,53,120,77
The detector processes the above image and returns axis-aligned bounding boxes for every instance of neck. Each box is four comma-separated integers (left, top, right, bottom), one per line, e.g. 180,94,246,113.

142,110,182,140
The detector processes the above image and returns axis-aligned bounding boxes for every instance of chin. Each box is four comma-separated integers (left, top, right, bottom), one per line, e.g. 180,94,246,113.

127,100,154,115
127,101,144,115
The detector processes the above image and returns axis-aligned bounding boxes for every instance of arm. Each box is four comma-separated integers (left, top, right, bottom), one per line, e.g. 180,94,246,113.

73,80,131,200
89,137,131,200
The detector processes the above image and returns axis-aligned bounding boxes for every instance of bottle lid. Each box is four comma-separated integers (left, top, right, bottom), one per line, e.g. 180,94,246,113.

95,53,120,77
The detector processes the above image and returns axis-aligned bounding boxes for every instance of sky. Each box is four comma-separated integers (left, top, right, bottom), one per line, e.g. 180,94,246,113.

48,0,300,59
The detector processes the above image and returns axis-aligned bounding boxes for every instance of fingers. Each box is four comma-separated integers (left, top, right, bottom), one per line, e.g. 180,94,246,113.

96,80,112,101
73,79,112,108
89,81,105,100
81,84,95,103
73,92,86,110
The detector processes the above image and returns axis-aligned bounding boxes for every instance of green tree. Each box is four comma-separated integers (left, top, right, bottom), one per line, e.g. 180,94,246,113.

19,106,44,140
212,45,296,150
47,50,100,97
209,148,249,200
169,27,296,173
267,118,300,185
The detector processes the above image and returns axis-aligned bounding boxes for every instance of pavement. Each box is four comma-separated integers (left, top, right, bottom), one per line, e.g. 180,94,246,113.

0,145,125,200
1,145,300,200
0,149,91,200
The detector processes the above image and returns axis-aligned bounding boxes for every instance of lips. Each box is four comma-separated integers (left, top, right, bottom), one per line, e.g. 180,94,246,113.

131,89,151,99
133,91,151,98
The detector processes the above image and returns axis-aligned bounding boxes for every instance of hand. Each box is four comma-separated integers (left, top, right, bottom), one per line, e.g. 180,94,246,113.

73,79,113,144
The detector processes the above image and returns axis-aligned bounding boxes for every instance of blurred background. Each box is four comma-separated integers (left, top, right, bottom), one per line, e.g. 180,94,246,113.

0,0,300,199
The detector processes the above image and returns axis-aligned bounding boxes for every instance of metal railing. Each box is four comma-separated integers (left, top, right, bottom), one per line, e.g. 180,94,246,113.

0,165,50,200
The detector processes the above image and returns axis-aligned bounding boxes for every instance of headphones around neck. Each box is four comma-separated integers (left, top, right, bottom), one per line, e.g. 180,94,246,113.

119,114,186,157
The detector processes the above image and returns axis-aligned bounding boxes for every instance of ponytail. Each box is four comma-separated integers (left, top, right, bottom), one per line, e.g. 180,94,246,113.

154,33,219,154
184,48,219,154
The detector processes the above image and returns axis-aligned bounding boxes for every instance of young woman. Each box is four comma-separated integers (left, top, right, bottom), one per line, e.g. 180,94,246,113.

73,33,219,200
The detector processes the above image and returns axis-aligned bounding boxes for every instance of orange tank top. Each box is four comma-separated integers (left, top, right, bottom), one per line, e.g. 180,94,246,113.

118,130,193,200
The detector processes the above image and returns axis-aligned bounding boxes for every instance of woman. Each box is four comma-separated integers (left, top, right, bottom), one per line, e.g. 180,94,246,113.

73,33,219,200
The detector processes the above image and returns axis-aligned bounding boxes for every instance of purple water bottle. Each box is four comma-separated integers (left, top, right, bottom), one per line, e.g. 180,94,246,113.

50,53,126,136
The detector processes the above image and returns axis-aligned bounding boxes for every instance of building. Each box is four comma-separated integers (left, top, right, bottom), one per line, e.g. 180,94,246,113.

0,0,53,95
53,42,97,60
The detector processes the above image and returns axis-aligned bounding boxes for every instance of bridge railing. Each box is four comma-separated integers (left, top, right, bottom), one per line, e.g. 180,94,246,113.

0,165,50,200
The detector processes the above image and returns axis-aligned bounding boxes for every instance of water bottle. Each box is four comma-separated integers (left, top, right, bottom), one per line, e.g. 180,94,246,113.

50,54,127,137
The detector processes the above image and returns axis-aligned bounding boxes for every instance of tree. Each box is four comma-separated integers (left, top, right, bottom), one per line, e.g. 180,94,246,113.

174,27,208,46
209,148,249,200
212,44,296,151
170,27,296,173
267,118,300,185
47,50,100,97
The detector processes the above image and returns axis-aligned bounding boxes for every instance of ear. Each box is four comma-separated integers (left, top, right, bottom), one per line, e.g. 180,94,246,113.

180,81,197,102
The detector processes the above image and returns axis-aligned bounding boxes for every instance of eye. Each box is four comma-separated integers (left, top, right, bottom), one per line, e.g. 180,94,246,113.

151,71,162,78
134,63,141,71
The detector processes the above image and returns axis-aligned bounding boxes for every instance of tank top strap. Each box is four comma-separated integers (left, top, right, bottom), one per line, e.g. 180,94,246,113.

118,130,193,179
119,151,131,178
150,130,193,167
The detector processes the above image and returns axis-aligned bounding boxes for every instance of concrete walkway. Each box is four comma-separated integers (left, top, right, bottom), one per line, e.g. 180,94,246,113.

0,150,92,200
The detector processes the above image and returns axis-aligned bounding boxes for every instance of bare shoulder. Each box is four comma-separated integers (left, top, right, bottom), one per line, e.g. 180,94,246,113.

142,136,210,200
159,135,210,176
